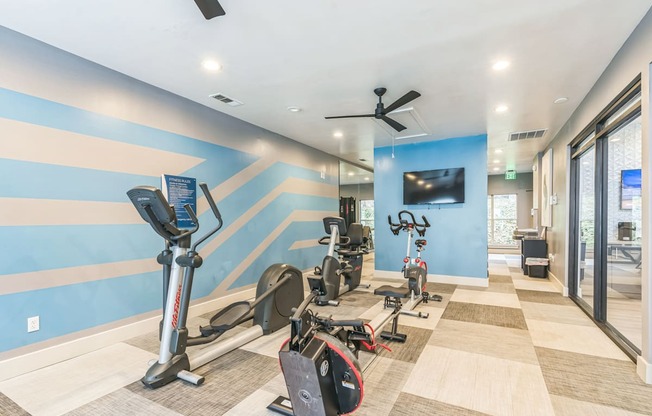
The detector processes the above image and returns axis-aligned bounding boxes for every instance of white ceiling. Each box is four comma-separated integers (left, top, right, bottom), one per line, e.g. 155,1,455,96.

0,1,650,174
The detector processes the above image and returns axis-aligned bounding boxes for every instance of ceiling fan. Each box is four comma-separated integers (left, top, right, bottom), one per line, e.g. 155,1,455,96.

194,0,226,19
325,88,421,132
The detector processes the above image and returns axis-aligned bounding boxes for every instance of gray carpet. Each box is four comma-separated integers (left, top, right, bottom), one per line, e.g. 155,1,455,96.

441,301,528,330
0,392,30,416
65,388,182,416
389,392,490,415
126,349,279,415
376,324,433,364
340,290,386,308
536,346,652,414
489,274,513,284
516,289,576,305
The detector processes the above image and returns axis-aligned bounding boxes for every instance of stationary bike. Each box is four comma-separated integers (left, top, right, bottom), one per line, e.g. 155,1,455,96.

313,217,369,306
370,210,442,342
127,183,304,388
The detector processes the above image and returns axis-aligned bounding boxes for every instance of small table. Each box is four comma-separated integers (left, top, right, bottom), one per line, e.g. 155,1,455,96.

607,241,641,266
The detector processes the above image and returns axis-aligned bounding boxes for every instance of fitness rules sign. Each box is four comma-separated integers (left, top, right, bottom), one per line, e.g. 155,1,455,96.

161,174,197,229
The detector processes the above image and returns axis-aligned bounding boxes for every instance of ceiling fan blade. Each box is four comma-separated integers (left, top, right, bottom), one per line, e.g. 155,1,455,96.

381,116,407,132
194,0,226,19
383,90,421,114
325,114,375,119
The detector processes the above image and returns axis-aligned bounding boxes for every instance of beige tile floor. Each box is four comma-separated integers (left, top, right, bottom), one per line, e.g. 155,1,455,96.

1,253,652,416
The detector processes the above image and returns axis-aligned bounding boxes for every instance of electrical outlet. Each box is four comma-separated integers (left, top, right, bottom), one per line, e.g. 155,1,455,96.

548,253,555,263
27,316,39,333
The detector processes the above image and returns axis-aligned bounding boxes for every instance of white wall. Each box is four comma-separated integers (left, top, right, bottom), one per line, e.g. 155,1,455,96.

543,8,652,381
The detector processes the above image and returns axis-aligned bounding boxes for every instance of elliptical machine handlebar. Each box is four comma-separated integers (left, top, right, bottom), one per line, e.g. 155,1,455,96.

191,183,223,252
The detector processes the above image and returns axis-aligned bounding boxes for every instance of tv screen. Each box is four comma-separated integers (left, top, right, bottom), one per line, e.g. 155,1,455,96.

403,168,465,205
621,168,641,210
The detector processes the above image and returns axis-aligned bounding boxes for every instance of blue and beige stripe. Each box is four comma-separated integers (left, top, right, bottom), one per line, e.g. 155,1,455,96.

0,89,337,353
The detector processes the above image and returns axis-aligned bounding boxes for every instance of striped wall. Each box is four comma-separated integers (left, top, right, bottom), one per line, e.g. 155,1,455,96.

0,27,339,359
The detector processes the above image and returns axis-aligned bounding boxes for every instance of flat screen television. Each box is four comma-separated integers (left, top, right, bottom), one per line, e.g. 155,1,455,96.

403,168,465,205
620,168,641,210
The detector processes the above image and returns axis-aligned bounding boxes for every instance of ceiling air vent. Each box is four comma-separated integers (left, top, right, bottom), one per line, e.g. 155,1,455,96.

508,129,547,141
209,93,243,107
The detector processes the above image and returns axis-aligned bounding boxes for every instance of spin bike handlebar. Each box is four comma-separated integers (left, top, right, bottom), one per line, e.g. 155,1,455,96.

388,210,430,237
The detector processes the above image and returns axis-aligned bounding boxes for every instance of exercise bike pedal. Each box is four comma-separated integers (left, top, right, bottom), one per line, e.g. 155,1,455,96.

430,294,443,302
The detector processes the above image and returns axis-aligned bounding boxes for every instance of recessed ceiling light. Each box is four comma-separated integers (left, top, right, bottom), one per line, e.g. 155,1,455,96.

202,59,222,72
348,172,354,176
493,159,500,163
492,60,510,71
495,149,503,154
333,131,343,138
493,167,500,171
554,97,569,104
364,177,370,181
495,105,509,113
287,106,301,112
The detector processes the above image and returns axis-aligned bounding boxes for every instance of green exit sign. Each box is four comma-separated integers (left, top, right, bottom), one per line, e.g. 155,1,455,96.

505,170,517,180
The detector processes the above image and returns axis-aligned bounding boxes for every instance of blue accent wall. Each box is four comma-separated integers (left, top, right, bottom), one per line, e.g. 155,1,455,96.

374,135,488,279
0,27,338,355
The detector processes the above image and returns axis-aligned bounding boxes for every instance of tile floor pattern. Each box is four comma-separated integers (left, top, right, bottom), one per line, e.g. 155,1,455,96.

2,254,652,415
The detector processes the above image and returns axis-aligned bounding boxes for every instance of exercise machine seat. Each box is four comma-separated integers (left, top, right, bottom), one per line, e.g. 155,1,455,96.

374,285,410,298
338,223,364,256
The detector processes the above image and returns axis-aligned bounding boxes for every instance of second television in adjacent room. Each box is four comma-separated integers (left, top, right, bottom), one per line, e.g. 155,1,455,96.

403,168,465,205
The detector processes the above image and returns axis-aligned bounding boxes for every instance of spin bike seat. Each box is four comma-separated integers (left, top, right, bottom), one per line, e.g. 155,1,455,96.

374,285,410,298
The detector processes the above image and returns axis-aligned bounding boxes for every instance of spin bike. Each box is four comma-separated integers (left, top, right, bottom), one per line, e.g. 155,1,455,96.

313,217,369,306
127,183,304,388
366,211,442,342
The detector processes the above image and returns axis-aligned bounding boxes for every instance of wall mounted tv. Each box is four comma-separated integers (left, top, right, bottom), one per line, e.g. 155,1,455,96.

403,168,465,205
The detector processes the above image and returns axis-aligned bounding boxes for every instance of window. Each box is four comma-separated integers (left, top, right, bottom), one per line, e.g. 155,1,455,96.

488,194,518,247
359,200,375,248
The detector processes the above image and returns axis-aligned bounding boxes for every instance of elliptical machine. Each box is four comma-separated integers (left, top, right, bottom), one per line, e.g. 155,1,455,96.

127,183,304,388
313,217,369,306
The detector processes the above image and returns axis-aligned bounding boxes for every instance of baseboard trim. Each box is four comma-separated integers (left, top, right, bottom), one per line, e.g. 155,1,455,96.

547,270,568,296
638,355,652,384
374,270,488,287
0,288,255,382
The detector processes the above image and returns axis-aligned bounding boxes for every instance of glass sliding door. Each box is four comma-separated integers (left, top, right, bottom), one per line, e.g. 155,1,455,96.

575,148,596,307
606,115,642,350
568,76,642,358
